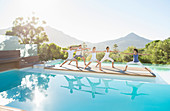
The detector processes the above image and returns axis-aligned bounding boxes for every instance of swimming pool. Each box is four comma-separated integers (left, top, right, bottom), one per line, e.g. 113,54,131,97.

0,65,170,111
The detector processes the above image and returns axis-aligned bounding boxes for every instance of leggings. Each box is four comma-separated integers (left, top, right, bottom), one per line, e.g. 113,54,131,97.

126,61,145,68
100,57,114,63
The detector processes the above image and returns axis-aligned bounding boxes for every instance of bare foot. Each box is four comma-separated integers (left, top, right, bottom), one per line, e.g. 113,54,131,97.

100,69,103,71
123,69,126,71
68,63,71,65
77,66,79,68
112,66,115,68
60,65,62,67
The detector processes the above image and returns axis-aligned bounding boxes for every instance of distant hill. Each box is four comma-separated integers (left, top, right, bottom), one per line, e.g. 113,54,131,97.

44,26,83,47
0,26,152,51
0,27,11,35
90,33,152,51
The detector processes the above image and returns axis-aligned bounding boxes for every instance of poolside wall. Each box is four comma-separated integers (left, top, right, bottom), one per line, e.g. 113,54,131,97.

0,35,40,71
0,50,20,71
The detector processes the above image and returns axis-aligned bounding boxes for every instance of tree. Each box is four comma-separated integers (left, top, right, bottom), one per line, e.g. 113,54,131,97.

143,38,170,64
122,46,136,62
113,44,118,51
82,42,87,48
39,43,68,61
82,42,88,57
49,43,62,60
39,43,50,61
5,16,48,45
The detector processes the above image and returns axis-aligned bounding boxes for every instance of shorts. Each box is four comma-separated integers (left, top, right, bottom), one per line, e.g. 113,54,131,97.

66,58,76,61
74,55,83,58
100,57,114,63
126,61,145,68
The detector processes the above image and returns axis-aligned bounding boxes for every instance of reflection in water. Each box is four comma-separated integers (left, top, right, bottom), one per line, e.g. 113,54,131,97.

0,71,55,105
61,76,120,98
97,79,118,93
74,76,88,89
0,70,149,106
120,81,148,100
61,76,78,94
85,78,104,98
61,76,105,98
61,76,122,98
61,76,89,93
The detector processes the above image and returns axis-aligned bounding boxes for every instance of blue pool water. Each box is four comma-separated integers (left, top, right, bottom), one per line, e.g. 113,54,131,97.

0,68,170,111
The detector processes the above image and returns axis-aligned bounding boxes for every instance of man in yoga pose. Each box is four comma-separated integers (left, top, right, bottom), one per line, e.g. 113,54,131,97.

96,46,118,68
84,47,103,71
60,46,79,68
123,49,151,73
68,45,90,66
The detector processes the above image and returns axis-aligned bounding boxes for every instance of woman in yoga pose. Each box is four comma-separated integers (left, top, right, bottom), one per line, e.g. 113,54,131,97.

96,46,118,68
84,47,103,71
123,49,151,73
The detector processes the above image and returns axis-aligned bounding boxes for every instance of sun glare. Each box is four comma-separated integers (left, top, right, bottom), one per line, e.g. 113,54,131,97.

19,0,52,17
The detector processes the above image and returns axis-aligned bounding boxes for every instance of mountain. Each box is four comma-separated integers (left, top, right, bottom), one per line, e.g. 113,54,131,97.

44,26,83,47
0,27,11,35
91,33,152,51
0,26,152,51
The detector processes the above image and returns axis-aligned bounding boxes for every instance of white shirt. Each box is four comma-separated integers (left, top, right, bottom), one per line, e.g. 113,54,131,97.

104,51,110,58
76,48,81,55
67,50,75,59
91,52,97,60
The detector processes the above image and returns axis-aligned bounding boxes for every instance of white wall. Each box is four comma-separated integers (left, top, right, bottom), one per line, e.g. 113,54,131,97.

0,35,37,57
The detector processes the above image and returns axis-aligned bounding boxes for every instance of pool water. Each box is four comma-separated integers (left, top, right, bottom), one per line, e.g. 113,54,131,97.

0,69,170,111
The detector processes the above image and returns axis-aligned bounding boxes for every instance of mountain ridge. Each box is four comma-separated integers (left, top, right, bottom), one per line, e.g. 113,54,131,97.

0,26,152,51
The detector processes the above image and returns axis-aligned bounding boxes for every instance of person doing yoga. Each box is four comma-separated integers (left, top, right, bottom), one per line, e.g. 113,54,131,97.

60,46,79,68
68,45,90,66
84,47,103,71
122,49,151,73
96,46,118,68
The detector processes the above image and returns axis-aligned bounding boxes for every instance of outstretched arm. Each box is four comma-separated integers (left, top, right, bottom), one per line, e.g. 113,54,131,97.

110,51,119,53
121,53,133,55
72,47,78,50
76,48,90,51
84,51,92,53
81,48,91,50
138,53,151,55
75,50,82,51
62,50,68,52
95,51,106,53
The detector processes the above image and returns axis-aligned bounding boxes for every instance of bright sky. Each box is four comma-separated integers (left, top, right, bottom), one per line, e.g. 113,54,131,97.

0,0,170,43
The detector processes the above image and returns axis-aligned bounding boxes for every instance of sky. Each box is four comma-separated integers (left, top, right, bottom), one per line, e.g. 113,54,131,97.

0,0,170,43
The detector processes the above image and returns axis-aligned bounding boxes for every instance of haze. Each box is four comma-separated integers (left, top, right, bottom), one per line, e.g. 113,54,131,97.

0,0,170,43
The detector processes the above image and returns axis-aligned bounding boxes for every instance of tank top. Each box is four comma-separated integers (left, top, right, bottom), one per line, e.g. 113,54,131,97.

104,51,110,58
76,48,81,55
91,52,97,60
133,54,139,62
67,50,75,59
